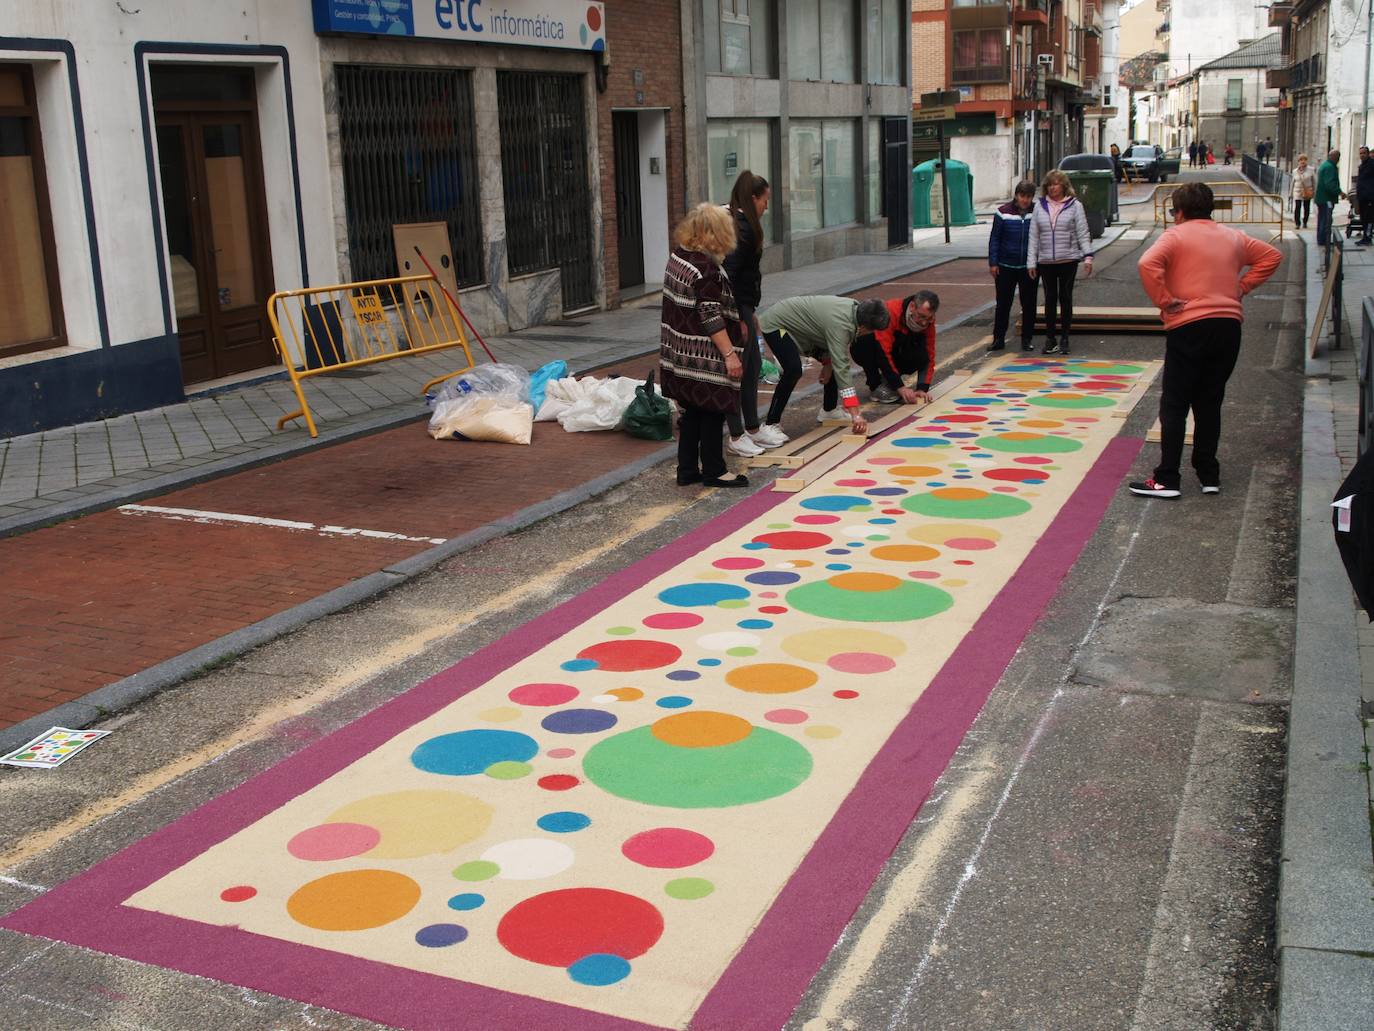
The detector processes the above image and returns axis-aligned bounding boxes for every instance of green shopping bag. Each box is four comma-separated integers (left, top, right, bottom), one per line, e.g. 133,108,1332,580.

625,370,673,441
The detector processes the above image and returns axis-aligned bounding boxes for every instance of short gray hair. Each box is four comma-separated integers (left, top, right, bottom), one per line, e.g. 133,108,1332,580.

913,289,940,312
855,298,890,331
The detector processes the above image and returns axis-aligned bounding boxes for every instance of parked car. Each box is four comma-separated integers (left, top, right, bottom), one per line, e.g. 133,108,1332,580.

1120,144,1181,183
1056,153,1120,226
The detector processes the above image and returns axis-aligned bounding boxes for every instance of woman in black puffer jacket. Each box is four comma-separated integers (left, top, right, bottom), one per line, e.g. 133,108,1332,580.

721,171,782,455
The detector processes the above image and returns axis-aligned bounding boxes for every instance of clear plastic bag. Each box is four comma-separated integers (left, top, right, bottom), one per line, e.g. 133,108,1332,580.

432,363,531,406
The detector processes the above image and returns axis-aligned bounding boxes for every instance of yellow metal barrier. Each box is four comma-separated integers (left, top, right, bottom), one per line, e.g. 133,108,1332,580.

1152,182,1284,240
267,274,476,438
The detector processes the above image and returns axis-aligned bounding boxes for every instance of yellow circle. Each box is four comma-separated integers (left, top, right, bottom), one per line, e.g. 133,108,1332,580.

327,790,492,859
782,628,907,663
908,522,1002,545
805,725,842,740
1019,419,1064,429
652,711,753,748
287,870,421,931
942,578,968,588
828,571,903,592
889,465,942,477
726,663,820,694
870,544,941,563
479,706,521,723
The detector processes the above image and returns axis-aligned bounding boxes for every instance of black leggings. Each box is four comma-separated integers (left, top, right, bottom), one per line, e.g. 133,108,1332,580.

677,406,728,480
726,303,760,437
1039,262,1079,337
1293,198,1310,227
761,330,804,426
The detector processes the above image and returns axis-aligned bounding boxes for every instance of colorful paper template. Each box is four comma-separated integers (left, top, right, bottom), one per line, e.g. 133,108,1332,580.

0,727,110,769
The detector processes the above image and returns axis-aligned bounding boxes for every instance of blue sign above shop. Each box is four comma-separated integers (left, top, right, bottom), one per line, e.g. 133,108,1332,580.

312,0,606,52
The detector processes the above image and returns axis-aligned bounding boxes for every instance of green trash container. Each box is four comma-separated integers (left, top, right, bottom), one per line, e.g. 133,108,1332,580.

1065,169,1113,239
911,159,976,229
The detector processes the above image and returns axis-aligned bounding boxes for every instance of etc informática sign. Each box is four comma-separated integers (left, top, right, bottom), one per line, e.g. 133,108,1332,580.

312,0,607,52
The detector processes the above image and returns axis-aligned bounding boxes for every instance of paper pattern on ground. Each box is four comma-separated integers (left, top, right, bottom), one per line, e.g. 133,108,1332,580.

127,357,1151,1028
1,727,110,768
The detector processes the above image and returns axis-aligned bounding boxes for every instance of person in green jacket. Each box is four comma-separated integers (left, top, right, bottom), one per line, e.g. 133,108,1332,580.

1315,149,1346,246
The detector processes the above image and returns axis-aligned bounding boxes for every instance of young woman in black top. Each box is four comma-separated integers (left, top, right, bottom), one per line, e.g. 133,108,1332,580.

721,171,782,455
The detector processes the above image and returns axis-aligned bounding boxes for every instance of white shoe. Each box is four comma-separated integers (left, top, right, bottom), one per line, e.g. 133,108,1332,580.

752,424,789,447
727,434,764,457
817,407,846,424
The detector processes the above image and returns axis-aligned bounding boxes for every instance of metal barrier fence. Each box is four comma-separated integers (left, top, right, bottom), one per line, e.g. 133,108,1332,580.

1241,153,1290,199
267,274,476,438
1152,182,1285,240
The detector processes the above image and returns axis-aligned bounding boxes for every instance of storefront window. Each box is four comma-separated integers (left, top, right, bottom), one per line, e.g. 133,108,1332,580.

0,66,64,356
866,119,881,219
789,119,859,230
865,0,903,85
707,119,774,239
788,0,857,83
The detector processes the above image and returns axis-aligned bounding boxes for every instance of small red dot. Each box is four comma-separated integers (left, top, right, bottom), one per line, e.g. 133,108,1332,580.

220,886,257,903
882,508,904,515
954,559,974,566
538,774,580,791
759,605,788,614
833,690,859,699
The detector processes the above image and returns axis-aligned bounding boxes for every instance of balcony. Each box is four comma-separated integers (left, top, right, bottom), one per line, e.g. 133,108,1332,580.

953,58,1011,85
1013,0,1049,26
952,1,1011,30
1288,53,1323,88
1267,65,1292,89
1156,0,1169,9
1085,0,1104,35
1269,2,1293,28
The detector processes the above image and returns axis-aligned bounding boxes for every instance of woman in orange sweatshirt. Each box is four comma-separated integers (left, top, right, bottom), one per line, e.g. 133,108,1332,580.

1130,182,1282,499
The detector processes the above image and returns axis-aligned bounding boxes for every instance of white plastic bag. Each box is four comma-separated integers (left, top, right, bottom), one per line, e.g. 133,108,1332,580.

557,377,646,433
428,395,533,445
536,376,598,422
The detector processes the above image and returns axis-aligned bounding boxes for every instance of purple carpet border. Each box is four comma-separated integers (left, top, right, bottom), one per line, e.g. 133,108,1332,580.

0,429,1142,1031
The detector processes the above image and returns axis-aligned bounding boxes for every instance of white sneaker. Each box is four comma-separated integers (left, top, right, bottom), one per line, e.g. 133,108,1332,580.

752,424,789,447
727,434,764,457
817,407,846,424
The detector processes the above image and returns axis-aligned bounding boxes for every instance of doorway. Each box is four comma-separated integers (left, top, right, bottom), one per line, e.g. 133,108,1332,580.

613,111,645,289
153,67,275,384
882,117,911,247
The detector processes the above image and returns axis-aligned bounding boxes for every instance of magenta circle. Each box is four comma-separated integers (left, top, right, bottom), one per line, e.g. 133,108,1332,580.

509,682,579,706
765,708,809,724
713,557,766,570
946,537,997,551
287,822,381,861
1013,456,1054,465
621,828,715,868
643,612,705,630
828,651,897,674
835,478,877,487
795,514,841,525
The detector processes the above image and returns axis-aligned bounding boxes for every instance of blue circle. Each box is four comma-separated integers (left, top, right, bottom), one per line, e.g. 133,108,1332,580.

537,811,592,833
741,541,769,550
561,658,598,672
591,37,606,52
745,571,801,586
826,563,851,571
927,481,946,487
869,518,896,525
865,487,907,496
541,709,618,735
798,495,870,511
411,730,539,776
666,669,700,681
737,618,773,629
697,657,722,667
657,695,693,709
971,452,993,458
415,923,468,948
847,541,864,548
448,893,485,911
1027,478,1046,485
825,548,850,555
568,953,630,986
658,583,751,607
942,431,978,439
1000,392,1027,398
890,437,950,448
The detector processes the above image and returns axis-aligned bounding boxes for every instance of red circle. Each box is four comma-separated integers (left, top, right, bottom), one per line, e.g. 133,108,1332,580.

751,530,832,550
1013,456,1054,465
221,885,257,903
1076,379,1128,391
576,639,681,672
498,888,662,967
758,605,789,614
538,774,580,791
509,683,579,706
983,468,1050,483
882,508,904,515
643,612,703,630
933,414,987,424
713,557,766,570
833,689,860,699
955,559,975,565
585,6,602,31
621,827,715,868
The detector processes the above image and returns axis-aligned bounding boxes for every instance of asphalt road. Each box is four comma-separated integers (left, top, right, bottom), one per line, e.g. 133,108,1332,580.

0,177,1302,1030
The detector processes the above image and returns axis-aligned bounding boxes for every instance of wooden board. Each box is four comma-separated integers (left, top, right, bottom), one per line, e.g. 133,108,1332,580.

1110,359,1163,418
1028,306,1164,335
1308,246,1341,359
773,434,869,492
1146,411,1193,444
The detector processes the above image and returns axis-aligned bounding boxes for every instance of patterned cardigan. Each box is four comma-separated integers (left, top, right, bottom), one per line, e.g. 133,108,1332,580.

658,246,743,413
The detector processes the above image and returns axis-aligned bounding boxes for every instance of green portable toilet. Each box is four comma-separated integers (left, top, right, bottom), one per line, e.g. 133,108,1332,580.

912,158,976,228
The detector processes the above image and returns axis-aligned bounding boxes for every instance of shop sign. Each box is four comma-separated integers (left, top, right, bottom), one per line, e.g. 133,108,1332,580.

312,0,607,53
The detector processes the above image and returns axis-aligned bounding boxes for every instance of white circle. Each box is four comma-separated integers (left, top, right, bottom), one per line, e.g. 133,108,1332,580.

592,694,617,704
697,631,762,651
482,838,575,880
842,524,875,538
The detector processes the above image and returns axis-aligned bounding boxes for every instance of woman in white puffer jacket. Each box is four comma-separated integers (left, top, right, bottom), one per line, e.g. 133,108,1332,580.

1027,169,1094,355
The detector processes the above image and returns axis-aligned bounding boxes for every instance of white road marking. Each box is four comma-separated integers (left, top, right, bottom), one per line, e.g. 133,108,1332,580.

0,874,48,893
118,504,447,545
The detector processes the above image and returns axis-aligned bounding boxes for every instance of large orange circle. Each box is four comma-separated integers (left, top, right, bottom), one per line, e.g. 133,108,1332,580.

652,711,753,747
286,869,421,931
726,663,820,694
889,465,942,477
930,487,987,501
828,572,904,592
870,544,940,563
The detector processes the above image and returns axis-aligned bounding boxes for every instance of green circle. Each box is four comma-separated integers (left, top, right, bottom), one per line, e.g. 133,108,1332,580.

726,646,757,656
866,533,889,541
583,725,812,808
977,434,1083,454
901,492,1032,520
785,579,953,622
605,626,636,636
1026,394,1115,410
453,860,499,881
665,877,715,900
1066,363,1143,375
484,761,532,780
767,522,792,529
716,599,749,609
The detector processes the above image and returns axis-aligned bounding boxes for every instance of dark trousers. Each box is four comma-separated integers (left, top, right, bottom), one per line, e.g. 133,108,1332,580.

1153,317,1242,490
725,303,760,437
1293,198,1311,227
677,406,728,480
762,330,804,426
992,266,1038,345
1038,262,1078,337
1361,196,1374,241
1317,201,1333,245
852,335,900,390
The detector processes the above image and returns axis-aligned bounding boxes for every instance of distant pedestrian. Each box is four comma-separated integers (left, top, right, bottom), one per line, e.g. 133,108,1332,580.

1131,182,1282,499
1356,145,1374,245
721,170,776,456
1291,153,1315,228
1198,141,1209,166
1188,141,1198,168
1110,142,1123,182
1027,169,1093,356
1315,149,1345,245
1224,143,1235,165
987,180,1039,353
1262,136,1273,164
1255,138,1266,163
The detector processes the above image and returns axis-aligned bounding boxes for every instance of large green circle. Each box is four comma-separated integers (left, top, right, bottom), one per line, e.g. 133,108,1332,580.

583,726,812,808
1026,394,1116,409
977,434,1083,454
901,492,1032,519
1064,363,1144,375
785,579,954,622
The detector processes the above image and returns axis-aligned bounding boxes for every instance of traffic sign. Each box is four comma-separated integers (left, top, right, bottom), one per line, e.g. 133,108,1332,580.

913,105,957,123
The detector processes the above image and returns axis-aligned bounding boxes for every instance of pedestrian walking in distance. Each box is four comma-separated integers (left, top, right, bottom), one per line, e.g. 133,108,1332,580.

1130,182,1281,499
1027,169,1093,356
1291,153,1315,228
1188,141,1198,168
1314,149,1345,246
721,170,776,457
987,180,1038,353
1357,145,1374,245
659,203,749,489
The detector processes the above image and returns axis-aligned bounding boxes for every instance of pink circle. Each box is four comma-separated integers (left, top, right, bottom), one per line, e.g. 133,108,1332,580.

835,478,877,487
713,557,766,570
621,828,715,868
1014,456,1053,465
643,612,704,630
911,570,941,579
1066,417,1098,423
286,822,381,862
795,514,841,524
765,708,809,724
547,747,575,759
946,537,996,551
993,486,1019,493
759,591,779,599
827,652,897,674
509,682,579,706
868,457,904,465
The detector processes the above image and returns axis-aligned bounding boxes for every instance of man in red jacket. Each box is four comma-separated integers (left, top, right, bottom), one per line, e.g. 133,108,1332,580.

852,290,940,405
1130,182,1281,499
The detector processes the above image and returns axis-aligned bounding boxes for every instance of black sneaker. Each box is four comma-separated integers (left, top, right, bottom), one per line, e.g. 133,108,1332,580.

1043,338,1062,355
986,340,1006,353
1021,339,1036,352
1058,335,1071,356
1200,484,1221,495
1129,478,1181,499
